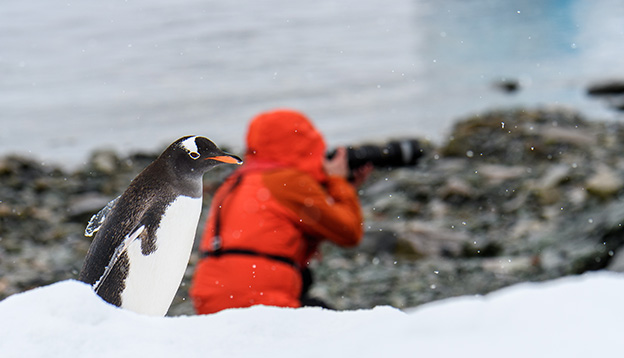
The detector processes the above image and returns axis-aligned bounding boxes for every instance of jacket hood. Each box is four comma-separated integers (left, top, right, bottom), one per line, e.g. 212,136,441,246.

245,109,327,182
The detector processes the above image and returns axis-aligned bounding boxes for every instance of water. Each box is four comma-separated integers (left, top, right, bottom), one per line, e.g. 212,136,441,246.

1,0,623,167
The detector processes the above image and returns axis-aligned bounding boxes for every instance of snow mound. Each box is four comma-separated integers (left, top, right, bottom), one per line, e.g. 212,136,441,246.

1,272,623,357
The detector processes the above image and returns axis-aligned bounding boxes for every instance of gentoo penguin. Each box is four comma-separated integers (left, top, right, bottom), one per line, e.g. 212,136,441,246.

78,136,242,316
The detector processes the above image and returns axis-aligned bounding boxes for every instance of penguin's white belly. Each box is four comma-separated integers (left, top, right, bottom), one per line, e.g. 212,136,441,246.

120,195,202,316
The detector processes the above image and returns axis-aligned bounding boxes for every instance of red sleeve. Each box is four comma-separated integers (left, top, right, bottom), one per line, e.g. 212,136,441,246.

263,169,363,247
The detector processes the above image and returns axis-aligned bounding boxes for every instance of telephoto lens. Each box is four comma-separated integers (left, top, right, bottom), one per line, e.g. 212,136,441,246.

328,139,424,170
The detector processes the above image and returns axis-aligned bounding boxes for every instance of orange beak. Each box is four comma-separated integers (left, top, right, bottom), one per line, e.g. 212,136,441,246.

208,155,243,165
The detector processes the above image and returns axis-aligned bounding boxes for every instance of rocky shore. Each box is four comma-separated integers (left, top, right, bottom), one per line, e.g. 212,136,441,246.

2,106,624,315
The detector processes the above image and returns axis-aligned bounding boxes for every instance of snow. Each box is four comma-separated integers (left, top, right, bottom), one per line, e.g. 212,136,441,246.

1,271,622,357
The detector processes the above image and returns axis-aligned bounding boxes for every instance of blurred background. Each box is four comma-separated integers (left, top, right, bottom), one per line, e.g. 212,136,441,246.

1,0,623,165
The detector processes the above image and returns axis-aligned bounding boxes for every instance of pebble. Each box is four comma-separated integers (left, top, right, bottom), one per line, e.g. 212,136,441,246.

585,165,624,199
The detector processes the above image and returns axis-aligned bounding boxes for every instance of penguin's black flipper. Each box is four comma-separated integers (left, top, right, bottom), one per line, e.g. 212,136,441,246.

91,207,161,293
85,196,120,237
93,224,145,293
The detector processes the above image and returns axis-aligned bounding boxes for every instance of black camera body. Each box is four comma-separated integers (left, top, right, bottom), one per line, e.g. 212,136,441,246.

329,139,423,171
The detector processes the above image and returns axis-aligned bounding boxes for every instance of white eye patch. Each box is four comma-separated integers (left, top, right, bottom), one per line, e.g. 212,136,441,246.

180,136,200,160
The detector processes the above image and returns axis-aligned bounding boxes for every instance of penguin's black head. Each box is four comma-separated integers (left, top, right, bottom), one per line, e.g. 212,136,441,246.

165,136,242,175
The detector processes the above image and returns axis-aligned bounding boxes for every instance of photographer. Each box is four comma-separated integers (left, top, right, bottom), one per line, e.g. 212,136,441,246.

190,109,372,314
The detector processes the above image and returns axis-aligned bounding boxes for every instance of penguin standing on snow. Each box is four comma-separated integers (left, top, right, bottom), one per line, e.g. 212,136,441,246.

79,136,242,316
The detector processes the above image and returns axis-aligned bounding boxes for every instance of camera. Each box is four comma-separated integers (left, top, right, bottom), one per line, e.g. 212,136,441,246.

328,139,423,171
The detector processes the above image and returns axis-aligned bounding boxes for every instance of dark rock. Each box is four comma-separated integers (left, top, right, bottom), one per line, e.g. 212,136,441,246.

587,80,624,95
493,77,520,94
441,108,590,165
587,81,624,112
358,230,399,256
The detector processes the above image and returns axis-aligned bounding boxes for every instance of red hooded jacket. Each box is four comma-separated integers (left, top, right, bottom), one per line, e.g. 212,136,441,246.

190,109,363,314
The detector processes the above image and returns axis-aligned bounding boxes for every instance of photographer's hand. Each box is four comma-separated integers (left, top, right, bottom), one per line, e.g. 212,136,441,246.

323,147,349,179
324,147,372,188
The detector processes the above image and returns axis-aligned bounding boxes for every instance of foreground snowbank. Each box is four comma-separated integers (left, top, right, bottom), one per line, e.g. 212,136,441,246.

1,271,622,357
